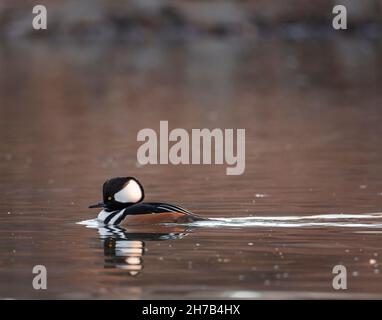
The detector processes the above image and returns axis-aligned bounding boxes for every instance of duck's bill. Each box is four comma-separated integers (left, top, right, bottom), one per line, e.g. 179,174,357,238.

88,202,106,209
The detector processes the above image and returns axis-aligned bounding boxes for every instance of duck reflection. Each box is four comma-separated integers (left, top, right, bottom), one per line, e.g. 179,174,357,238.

97,225,189,276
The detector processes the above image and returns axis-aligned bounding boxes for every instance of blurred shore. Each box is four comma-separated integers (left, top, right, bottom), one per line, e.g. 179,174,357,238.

1,0,382,41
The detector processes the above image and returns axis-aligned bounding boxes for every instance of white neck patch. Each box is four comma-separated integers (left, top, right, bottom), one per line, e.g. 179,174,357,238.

114,179,143,203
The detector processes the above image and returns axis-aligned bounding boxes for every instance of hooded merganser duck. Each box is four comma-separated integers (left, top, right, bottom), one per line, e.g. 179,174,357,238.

89,177,205,226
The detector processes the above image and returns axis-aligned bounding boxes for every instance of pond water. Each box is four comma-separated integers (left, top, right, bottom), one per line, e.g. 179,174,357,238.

1,38,382,299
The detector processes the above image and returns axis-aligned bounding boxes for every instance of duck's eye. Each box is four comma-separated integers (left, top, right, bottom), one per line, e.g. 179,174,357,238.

108,196,112,201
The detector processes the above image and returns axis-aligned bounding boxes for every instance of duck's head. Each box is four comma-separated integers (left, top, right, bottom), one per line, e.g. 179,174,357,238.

89,177,144,211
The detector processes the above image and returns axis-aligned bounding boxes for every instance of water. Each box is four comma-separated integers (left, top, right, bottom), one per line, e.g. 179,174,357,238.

1,38,382,299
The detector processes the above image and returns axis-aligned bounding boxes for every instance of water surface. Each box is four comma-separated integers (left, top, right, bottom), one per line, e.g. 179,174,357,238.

1,39,382,299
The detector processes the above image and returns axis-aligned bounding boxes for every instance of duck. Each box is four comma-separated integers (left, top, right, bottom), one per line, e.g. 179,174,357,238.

89,177,205,226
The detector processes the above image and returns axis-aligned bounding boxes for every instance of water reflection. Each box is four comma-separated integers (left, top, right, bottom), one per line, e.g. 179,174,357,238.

96,225,189,276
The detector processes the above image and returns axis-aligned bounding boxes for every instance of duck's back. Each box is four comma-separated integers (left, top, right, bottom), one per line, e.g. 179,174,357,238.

117,202,205,226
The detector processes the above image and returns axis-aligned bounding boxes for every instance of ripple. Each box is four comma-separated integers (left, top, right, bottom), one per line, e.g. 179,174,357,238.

190,212,382,228
78,213,382,229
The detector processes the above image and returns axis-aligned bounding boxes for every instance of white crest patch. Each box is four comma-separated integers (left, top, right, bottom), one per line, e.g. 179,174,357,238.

114,180,142,203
